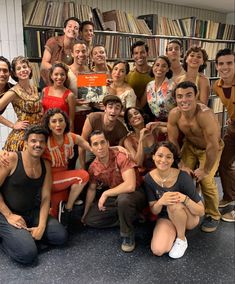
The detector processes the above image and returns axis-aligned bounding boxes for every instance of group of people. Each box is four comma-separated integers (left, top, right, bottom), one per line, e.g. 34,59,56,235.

0,16,234,265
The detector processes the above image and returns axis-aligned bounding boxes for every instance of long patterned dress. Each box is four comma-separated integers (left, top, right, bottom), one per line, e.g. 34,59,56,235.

3,84,42,151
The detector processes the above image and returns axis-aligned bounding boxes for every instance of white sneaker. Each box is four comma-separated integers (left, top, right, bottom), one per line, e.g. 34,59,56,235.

169,237,188,259
221,210,235,222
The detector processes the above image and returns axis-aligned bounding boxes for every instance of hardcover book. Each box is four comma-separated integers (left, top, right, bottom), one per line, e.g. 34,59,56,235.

77,73,108,103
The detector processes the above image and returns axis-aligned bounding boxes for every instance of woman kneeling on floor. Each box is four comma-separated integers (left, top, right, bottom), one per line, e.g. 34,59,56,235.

144,141,204,259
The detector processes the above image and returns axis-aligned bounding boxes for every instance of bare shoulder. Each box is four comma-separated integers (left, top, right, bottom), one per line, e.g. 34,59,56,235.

198,73,208,79
197,103,214,117
7,152,18,165
124,132,135,144
168,107,181,121
68,91,75,98
199,74,209,83
175,74,185,84
0,151,18,172
196,104,217,124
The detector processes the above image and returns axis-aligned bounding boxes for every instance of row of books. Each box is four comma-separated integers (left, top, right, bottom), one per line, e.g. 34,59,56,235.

24,29,62,58
23,1,235,40
22,0,151,34
24,27,234,64
158,16,234,40
23,1,101,30
102,10,151,35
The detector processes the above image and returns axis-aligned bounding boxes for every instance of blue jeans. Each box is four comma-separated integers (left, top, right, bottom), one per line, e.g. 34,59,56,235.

0,211,68,264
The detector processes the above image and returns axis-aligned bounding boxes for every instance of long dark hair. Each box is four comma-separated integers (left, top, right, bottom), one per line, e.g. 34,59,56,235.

150,55,173,79
124,107,149,131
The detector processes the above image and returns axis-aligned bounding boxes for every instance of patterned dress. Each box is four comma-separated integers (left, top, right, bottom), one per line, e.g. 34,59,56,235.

3,84,42,151
146,78,176,121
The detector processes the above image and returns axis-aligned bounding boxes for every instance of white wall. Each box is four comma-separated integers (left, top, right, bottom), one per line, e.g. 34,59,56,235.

226,12,235,24
0,0,24,148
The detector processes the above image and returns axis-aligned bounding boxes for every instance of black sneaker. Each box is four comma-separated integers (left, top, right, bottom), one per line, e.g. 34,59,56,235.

200,216,220,233
58,201,71,227
121,236,135,252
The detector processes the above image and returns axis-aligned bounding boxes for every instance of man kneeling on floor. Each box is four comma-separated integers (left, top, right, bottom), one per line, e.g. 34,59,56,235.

0,125,67,264
82,130,147,252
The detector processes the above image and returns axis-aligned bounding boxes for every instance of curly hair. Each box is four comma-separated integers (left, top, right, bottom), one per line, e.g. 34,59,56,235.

182,45,208,72
43,108,70,134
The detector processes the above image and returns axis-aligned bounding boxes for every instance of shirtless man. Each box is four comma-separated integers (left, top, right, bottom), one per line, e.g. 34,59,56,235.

168,81,223,232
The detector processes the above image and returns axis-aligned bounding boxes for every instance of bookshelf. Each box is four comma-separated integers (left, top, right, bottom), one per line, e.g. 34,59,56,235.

22,1,234,136
24,26,235,63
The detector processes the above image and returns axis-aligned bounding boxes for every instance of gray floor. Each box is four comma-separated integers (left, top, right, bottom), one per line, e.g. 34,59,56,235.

0,179,234,284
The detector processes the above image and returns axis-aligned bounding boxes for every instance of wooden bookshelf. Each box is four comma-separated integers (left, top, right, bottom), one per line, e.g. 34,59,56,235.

22,1,234,137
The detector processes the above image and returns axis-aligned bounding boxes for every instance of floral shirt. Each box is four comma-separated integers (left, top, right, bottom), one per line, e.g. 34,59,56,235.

89,149,141,189
146,78,176,121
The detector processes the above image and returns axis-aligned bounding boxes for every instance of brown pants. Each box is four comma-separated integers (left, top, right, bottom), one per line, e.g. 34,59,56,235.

84,187,147,237
219,123,235,202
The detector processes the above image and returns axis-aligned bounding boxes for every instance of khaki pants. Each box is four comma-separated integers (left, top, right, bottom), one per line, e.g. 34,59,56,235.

181,139,224,220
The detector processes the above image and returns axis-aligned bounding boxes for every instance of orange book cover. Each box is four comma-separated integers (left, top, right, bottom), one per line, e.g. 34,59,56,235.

77,72,108,103
77,73,107,87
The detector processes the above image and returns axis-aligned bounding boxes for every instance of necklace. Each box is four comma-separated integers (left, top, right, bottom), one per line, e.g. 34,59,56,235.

19,83,32,95
155,170,172,187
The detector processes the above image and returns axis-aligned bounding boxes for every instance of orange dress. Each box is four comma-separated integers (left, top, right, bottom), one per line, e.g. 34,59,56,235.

43,132,89,191
43,132,89,217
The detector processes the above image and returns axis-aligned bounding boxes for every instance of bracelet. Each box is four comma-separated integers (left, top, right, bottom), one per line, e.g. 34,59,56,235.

183,196,189,206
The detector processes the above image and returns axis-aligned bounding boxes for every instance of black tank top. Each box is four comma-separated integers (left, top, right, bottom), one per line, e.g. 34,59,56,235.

0,152,46,214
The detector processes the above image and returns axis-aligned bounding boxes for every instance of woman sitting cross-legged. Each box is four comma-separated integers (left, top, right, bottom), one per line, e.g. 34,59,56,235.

42,108,90,227
144,141,204,259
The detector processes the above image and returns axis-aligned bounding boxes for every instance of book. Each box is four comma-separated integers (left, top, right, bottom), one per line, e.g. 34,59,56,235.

22,0,37,25
104,21,116,31
77,73,108,103
138,14,158,34
92,8,106,30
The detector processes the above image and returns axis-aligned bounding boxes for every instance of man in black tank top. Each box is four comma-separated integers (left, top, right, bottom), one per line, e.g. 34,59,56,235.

0,125,67,264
